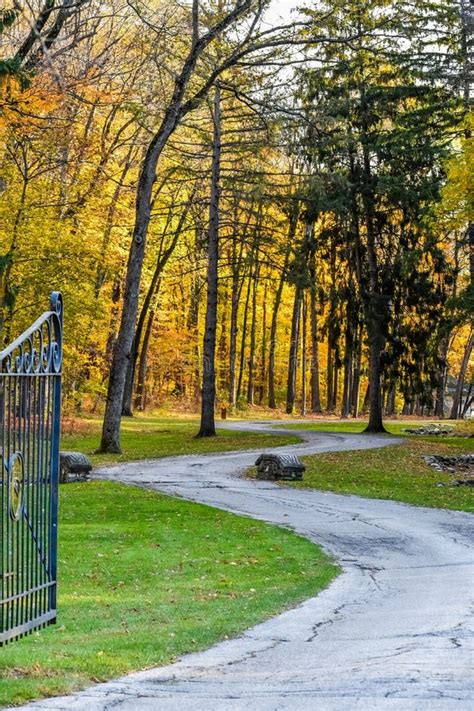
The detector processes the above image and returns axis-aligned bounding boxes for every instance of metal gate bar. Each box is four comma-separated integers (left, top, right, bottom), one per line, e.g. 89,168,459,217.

0,293,62,645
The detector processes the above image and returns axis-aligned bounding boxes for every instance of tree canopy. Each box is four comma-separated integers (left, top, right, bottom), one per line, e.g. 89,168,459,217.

0,0,471,447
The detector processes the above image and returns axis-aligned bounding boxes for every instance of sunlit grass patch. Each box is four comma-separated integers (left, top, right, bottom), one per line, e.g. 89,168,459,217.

281,417,472,433
290,438,473,513
61,415,301,466
0,482,338,706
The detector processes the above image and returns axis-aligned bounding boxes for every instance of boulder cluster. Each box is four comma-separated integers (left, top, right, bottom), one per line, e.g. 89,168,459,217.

424,454,474,486
404,424,455,436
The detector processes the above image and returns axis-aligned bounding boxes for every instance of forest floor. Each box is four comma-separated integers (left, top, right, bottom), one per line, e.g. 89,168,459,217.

0,482,337,706
279,420,474,513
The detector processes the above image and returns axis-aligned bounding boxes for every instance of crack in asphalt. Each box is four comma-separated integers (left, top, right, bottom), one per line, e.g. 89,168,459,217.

17,421,474,710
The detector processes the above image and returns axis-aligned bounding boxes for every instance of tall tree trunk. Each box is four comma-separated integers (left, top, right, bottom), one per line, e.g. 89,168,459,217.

197,87,221,437
134,310,155,411
286,287,302,414
95,143,137,297
268,226,293,408
401,393,410,416
450,330,474,419
365,336,385,432
414,395,422,417
122,191,196,417
237,274,252,402
103,275,123,370
362,381,370,414
326,241,337,412
341,321,353,419
361,229,388,432
309,250,322,413
301,294,308,415
385,380,397,416
247,262,259,405
435,335,450,418
258,281,268,405
218,283,229,393
351,323,362,417
99,112,184,451
326,345,334,412
228,279,240,408
122,335,137,417
267,273,285,408
99,3,255,452
333,355,340,413
188,262,204,402
358,91,388,434
228,237,245,409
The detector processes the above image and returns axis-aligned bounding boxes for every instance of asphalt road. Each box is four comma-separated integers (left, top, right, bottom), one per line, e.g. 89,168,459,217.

21,422,474,710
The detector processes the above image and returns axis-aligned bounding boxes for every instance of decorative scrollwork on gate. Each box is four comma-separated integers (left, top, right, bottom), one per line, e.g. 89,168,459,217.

8,452,24,522
1,293,62,376
0,292,63,645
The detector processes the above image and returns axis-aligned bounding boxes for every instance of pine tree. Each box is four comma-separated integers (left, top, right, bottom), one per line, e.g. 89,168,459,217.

296,0,464,431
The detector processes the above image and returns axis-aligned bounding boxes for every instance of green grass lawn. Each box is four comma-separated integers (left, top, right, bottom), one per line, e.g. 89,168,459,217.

278,418,474,441
279,420,473,513
61,416,300,466
0,482,338,707
291,440,473,513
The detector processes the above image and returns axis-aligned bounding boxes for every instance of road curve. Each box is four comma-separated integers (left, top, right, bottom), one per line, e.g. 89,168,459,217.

22,422,473,710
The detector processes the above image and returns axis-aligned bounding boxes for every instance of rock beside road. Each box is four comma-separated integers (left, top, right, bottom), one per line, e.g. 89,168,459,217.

403,423,455,436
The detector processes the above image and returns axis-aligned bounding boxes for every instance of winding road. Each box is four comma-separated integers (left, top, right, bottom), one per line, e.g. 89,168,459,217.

23,422,473,710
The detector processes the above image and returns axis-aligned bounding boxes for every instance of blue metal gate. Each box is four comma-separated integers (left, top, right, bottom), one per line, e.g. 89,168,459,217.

0,293,62,645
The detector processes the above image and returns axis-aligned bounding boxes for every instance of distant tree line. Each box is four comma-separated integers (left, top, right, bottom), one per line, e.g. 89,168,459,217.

0,1,471,452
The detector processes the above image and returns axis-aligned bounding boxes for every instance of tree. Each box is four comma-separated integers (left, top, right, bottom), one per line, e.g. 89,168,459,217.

1,0,468,425
99,0,289,452
197,86,221,437
1,1,93,80
297,0,464,431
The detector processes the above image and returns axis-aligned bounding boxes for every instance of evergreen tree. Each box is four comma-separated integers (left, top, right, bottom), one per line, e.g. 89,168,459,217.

296,0,464,431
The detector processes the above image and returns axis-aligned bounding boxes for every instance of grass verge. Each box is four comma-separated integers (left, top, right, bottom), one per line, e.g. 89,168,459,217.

281,419,473,449
61,416,300,466
289,438,473,513
0,482,338,707
269,419,473,512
